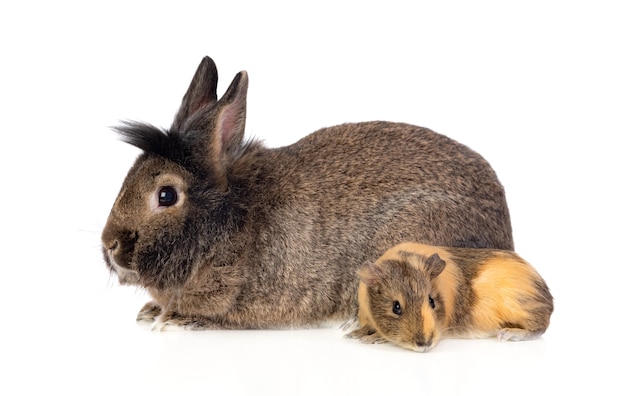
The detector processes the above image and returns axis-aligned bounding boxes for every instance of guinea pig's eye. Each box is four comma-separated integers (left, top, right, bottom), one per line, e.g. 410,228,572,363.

158,186,178,207
428,295,435,309
392,300,403,316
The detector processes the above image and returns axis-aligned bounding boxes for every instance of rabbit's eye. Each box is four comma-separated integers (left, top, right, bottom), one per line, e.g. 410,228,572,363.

428,295,435,309
158,186,178,207
392,300,403,316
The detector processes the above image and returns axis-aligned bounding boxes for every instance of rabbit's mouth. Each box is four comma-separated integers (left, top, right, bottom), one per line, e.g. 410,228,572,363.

104,249,140,285
112,261,140,285
115,267,140,285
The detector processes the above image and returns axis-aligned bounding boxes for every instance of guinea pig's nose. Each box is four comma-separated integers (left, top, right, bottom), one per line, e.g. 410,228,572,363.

416,338,432,348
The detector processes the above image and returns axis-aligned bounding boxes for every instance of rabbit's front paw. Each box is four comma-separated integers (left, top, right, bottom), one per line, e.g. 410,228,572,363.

149,311,224,331
151,318,186,332
137,301,162,323
149,310,189,331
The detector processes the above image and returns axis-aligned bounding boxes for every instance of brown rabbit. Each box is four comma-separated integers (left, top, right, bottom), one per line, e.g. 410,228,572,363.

347,243,553,352
101,56,513,330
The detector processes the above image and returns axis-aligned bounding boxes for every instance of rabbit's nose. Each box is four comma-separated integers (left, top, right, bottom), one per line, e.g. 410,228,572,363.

107,239,119,253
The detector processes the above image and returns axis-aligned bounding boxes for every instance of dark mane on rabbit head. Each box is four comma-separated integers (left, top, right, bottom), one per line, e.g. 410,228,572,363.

113,122,192,167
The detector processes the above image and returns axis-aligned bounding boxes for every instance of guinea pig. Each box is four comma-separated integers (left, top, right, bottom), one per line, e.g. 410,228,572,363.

347,242,553,352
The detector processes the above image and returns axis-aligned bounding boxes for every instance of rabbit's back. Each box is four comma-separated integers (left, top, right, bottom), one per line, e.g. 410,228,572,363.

280,121,498,192
265,121,512,250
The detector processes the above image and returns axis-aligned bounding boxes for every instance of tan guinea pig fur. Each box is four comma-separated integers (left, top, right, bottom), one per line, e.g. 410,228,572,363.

346,242,554,352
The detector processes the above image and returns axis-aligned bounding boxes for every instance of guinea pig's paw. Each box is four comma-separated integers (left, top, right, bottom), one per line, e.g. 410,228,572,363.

360,333,387,344
344,326,369,340
497,328,535,342
345,327,386,344
136,301,162,323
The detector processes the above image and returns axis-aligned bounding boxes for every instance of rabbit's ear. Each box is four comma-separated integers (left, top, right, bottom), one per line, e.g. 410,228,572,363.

213,70,248,157
172,56,219,131
205,70,248,187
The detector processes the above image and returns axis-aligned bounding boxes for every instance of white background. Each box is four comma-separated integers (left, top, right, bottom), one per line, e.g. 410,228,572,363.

1,1,624,395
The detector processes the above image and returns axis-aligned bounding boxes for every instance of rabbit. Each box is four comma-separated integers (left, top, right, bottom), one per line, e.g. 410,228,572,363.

346,242,553,352
101,56,514,331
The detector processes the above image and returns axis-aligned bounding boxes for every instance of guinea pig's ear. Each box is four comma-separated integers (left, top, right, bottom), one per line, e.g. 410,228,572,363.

425,254,446,279
172,56,219,131
357,262,385,290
